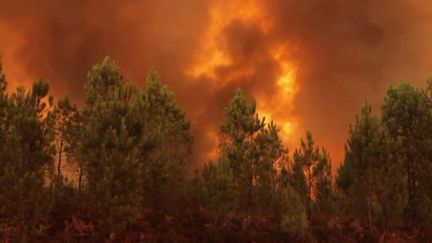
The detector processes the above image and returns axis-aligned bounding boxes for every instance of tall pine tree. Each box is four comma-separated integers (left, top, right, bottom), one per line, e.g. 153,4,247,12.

219,89,287,216
291,131,332,221
381,83,432,227
338,104,404,230
80,57,143,234
140,70,194,211
0,74,55,240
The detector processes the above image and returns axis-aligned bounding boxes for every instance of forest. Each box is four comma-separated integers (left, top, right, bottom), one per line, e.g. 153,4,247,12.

1,56,432,242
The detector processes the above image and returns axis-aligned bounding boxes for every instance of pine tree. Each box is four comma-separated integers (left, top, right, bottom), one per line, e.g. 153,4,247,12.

381,83,432,227
53,97,80,183
272,184,308,236
220,89,265,212
314,148,334,214
200,159,237,224
272,150,309,237
140,70,194,211
0,77,55,240
0,60,7,150
219,89,287,218
255,122,286,210
84,56,122,107
338,103,405,229
290,151,307,208
80,58,143,234
291,131,331,221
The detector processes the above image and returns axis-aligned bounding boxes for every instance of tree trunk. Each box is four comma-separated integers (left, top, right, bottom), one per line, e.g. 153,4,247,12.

406,159,416,228
367,199,373,233
57,137,63,177
367,162,373,233
307,165,312,221
78,164,83,193
380,200,389,230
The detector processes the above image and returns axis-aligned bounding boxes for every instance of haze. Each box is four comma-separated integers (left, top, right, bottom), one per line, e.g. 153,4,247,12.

1,0,432,166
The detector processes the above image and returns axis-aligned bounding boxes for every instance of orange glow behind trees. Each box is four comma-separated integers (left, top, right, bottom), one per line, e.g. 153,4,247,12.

187,0,299,149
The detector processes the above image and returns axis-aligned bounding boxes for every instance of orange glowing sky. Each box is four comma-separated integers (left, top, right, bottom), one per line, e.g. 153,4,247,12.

186,0,299,158
1,0,432,167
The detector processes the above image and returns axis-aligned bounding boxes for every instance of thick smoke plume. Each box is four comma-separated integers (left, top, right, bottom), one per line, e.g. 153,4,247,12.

1,0,432,165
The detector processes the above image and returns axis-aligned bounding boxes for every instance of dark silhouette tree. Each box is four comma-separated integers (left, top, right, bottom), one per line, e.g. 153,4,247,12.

338,103,405,230
80,57,143,234
291,131,332,221
219,89,266,213
0,74,55,240
140,70,194,212
53,97,80,182
382,83,432,227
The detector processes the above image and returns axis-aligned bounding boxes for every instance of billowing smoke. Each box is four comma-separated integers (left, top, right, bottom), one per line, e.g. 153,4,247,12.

1,0,432,166
265,0,432,163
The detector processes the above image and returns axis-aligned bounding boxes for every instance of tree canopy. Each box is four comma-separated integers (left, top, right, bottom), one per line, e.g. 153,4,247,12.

1,57,432,241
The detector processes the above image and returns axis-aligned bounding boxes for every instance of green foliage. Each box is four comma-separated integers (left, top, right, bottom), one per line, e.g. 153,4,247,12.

4,55,432,241
275,185,308,236
290,131,333,220
200,159,237,219
220,89,264,211
219,89,286,213
0,60,6,97
290,151,307,203
78,58,195,234
255,122,285,208
315,149,334,213
53,97,81,182
0,78,55,239
140,70,194,210
338,103,405,228
80,59,143,232
381,83,432,227
0,61,7,151
84,56,122,106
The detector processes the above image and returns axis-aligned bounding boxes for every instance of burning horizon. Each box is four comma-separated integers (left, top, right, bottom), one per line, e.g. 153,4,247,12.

1,0,432,167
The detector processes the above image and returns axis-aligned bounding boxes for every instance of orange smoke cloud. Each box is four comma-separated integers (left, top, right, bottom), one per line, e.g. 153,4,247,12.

1,0,432,167
187,0,271,79
0,23,32,92
186,0,299,157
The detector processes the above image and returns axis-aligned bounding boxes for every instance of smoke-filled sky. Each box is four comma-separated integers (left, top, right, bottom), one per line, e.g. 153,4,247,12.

1,0,432,167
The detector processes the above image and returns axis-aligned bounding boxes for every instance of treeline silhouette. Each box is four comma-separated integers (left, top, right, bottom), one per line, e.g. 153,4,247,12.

0,57,432,242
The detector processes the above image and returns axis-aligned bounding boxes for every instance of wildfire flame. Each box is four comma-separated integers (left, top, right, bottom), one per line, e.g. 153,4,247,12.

187,0,271,79
187,0,299,148
261,44,299,144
